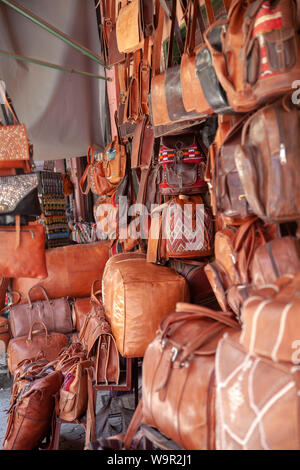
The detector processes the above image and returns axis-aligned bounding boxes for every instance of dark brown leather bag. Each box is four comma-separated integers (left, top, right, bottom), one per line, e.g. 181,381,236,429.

251,237,300,287
0,220,47,279
99,0,126,66
12,240,110,304
78,280,120,385
7,321,69,375
3,370,63,450
131,115,154,169
9,285,73,338
205,0,300,113
235,95,300,223
142,303,240,450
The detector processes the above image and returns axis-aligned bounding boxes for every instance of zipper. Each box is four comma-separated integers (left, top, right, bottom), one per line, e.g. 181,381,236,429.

0,229,35,238
274,106,287,165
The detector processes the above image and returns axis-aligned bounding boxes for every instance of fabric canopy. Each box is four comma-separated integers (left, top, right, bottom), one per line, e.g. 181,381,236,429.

0,0,110,161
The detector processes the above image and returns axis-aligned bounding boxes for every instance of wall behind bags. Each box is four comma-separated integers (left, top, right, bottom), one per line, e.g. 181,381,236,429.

0,0,111,161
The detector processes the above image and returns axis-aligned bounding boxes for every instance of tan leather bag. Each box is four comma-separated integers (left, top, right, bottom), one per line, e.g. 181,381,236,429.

240,273,300,363
3,370,63,450
74,297,91,332
215,332,300,450
9,285,73,338
102,253,190,357
7,321,69,375
55,343,93,422
78,280,120,385
142,303,240,449
0,221,47,279
12,240,110,304
116,0,144,54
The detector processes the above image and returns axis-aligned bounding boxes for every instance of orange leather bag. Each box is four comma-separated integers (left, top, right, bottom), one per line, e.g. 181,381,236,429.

12,240,110,304
102,253,190,357
141,303,240,450
7,321,69,375
0,220,47,279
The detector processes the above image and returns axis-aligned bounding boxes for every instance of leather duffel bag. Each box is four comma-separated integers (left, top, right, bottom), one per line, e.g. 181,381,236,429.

12,240,110,304
3,370,63,450
215,331,300,450
9,285,73,338
141,303,240,450
7,321,69,375
102,253,190,357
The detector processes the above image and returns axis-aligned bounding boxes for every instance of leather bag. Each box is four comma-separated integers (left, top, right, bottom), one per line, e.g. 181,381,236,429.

99,0,126,66
240,273,300,363
9,285,73,338
215,331,300,450
250,237,300,287
3,370,63,450
116,0,144,54
142,302,240,450
12,240,110,304
131,115,154,169
7,321,69,375
158,133,208,195
0,219,47,279
0,173,41,217
78,280,120,385
0,316,11,353
0,123,32,174
102,252,190,357
234,95,300,223
74,297,91,332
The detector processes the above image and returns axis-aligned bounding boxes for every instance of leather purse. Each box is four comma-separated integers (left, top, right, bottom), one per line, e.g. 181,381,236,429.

216,331,300,450
147,195,214,263
78,280,120,385
116,0,145,54
0,219,47,279
141,303,240,450
80,146,116,196
102,252,190,357
9,285,73,338
150,1,205,128
250,237,300,287
0,174,41,218
3,370,63,450
158,133,207,195
205,0,300,113
7,321,69,375
234,95,300,223
12,240,110,304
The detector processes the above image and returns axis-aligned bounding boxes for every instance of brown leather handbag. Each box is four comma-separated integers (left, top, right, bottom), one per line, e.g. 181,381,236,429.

141,303,240,450
216,331,300,450
205,0,300,113
9,285,73,338
7,321,69,375
74,297,91,332
234,95,300,223
0,219,47,279
131,115,154,169
3,370,63,450
12,240,110,304
80,146,119,196
78,280,120,385
240,273,300,363
102,252,190,357
55,343,93,422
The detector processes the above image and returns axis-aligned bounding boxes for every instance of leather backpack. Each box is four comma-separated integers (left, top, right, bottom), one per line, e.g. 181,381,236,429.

205,0,300,113
235,95,300,223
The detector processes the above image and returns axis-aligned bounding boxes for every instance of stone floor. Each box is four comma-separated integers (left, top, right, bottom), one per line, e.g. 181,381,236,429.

0,354,141,451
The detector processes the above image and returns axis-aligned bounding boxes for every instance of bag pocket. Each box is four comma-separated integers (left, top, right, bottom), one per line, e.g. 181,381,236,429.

263,28,297,73
165,162,198,188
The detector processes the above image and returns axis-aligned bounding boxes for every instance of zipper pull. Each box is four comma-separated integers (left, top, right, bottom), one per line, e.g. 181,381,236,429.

279,143,287,165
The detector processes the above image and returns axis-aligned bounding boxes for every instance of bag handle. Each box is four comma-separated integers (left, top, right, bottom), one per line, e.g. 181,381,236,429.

27,285,51,307
27,321,49,341
90,279,103,306
80,146,95,195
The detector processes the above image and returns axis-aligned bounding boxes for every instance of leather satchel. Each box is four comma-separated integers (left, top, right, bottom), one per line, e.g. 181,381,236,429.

102,252,190,357
9,285,73,338
78,280,120,385
240,273,300,363
142,303,240,450
7,321,69,375
99,0,126,66
215,331,300,450
116,0,145,54
234,95,300,223
205,0,300,113
0,219,47,279
158,133,208,195
3,370,63,450
12,240,110,304
250,237,300,287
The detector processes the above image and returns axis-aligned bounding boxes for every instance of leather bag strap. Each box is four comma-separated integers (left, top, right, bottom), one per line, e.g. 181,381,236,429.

27,285,50,306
